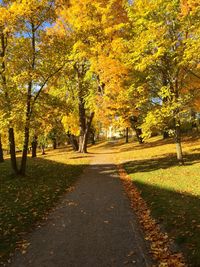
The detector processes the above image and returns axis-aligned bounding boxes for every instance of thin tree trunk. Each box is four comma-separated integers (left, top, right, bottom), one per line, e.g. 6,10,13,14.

19,23,36,175
20,125,30,175
19,81,32,175
31,135,37,158
53,138,57,149
67,133,79,151
80,112,95,153
125,127,129,143
0,134,4,163
130,116,144,144
78,98,86,152
90,131,95,145
41,145,45,155
174,122,184,165
135,127,144,144
8,128,18,174
163,131,169,139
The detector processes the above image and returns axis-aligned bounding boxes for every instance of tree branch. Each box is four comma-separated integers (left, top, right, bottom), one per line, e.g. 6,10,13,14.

32,64,65,105
184,68,200,80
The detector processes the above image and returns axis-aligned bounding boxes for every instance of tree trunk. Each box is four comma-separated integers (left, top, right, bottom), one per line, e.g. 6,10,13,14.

19,83,31,175
80,112,95,153
67,133,79,151
41,145,45,155
53,138,57,149
135,127,144,144
174,122,184,165
78,99,86,152
125,127,129,143
8,128,18,174
20,126,30,175
19,23,36,176
163,131,169,139
31,135,37,158
130,116,144,144
0,134,4,163
90,131,95,145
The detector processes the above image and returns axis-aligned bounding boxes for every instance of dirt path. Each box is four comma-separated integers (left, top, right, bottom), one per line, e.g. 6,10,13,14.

9,146,152,267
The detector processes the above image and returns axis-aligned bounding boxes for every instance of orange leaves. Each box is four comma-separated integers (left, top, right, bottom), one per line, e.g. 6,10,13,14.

180,0,199,16
117,164,187,267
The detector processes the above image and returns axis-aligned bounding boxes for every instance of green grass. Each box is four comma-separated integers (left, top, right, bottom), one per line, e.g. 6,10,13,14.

0,147,89,263
116,136,200,266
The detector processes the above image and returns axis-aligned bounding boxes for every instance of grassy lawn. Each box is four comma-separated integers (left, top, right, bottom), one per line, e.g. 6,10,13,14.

115,136,200,266
0,147,90,263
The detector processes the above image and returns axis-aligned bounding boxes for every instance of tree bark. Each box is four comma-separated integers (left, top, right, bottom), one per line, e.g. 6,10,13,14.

31,135,38,158
163,130,169,139
174,121,184,165
41,145,45,155
9,128,18,174
0,134,4,163
135,128,144,144
53,138,57,149
78,98,86,152
67,133,79,151
125,127,129,143
90,130,95,145
20,125,30,175
130,116,144,144
80,112,95,153
19,23,36,175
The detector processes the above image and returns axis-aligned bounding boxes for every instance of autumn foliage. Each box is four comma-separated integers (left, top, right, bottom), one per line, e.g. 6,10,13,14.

118,164,187,267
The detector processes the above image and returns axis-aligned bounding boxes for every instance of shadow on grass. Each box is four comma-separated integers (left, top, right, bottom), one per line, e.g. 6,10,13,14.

40,146,73,157
124,152,200,173
124,153,200,265
1,153,200,266
0,156,88,262
69,155,93,159
119,138,174,153
131,180,200,266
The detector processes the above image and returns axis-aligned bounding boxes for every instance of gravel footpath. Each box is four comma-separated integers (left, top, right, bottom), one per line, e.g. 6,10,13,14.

8,148,152,267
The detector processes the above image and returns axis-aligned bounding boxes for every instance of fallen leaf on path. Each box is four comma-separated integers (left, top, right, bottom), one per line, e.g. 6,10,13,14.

117,164,187,267
127,251,135,257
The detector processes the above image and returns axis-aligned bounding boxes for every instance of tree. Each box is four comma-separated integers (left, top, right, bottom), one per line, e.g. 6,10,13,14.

126,0,200,164
0,0,65,174
0,2,20,172
0,133,4,162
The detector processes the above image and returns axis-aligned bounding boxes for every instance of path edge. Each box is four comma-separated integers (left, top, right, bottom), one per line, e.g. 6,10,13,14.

117,164,187,267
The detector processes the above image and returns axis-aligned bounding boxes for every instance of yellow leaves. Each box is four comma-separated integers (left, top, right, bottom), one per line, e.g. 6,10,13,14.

62,114,80,136
110,38,126,55
16,239,30,255
0,7,8,24
71,40,88,60
10,0,52,20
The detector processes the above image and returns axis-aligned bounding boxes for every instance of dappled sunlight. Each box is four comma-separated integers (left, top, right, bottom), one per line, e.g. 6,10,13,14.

109,136,200,164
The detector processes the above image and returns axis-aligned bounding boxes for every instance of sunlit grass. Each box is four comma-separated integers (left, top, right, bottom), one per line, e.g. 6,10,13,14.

0,147,89,263
115,135,200,266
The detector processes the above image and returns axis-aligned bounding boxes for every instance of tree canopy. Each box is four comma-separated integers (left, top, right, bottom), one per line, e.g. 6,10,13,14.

0,0,200,173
